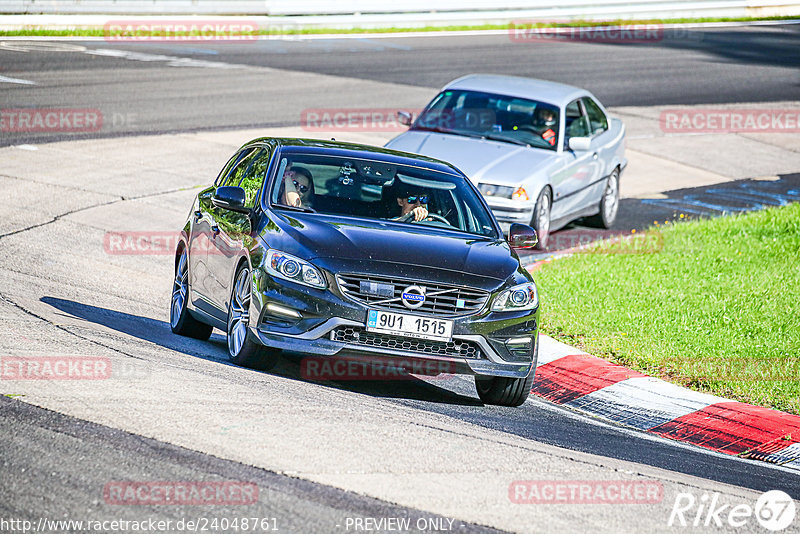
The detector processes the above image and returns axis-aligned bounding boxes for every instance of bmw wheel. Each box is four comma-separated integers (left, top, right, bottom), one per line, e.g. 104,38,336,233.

170,248,213,340
531,187,551,250
227,263,278,370
587,168,620,228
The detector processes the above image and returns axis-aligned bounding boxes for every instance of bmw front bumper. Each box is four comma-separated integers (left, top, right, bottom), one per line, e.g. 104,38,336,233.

483,199,535,234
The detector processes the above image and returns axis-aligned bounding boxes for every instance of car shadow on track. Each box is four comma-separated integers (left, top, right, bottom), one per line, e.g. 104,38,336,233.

40,296,483,407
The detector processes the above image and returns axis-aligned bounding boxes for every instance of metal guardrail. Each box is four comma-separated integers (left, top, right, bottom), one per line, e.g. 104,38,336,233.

2,0,799,21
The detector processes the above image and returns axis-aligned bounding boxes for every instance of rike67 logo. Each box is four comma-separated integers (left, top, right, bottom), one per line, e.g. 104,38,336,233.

669,490,796,531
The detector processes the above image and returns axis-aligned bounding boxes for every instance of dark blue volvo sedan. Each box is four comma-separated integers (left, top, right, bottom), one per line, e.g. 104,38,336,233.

170,138,540,406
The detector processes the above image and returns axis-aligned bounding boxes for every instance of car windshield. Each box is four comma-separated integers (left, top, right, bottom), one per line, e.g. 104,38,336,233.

412,89,560,151
269,153,499,238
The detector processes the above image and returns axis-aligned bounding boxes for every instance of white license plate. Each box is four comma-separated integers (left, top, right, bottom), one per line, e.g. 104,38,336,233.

366,310,453,342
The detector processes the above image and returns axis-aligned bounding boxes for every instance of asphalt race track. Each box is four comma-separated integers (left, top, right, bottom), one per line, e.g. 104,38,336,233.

1,23,799,145
1,23,799,533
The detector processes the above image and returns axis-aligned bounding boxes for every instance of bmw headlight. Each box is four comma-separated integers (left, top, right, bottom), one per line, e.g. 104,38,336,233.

491,282,538,312
265,249,326,289
478,183,515,198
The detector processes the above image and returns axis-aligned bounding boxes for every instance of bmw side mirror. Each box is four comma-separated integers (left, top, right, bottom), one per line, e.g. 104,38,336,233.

397,110,413,127
568,137,591,152
508,223,538,249
212,186,249,213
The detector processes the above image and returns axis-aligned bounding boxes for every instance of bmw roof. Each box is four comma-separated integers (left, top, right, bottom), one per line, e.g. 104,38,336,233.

442,74,591,107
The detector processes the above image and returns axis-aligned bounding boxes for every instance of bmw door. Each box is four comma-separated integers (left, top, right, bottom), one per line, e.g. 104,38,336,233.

550,99,602,221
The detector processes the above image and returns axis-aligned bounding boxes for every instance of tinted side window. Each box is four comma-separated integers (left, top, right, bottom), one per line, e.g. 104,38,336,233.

221,148,258,187
237,147,272,207
214,153,240,186
583,98,608,135
565,100,590,139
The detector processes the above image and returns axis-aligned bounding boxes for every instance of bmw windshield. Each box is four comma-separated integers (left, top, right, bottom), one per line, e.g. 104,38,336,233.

268,152,500,238
412,89,560,151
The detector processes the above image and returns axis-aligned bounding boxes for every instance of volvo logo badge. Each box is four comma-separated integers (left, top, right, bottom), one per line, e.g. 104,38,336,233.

401,285,426,309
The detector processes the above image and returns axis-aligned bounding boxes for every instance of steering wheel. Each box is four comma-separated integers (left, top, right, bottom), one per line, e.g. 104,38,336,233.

396,212,452,226
421,213,452,225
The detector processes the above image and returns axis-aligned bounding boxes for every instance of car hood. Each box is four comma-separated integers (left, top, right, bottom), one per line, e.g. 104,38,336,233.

386,130,558,186
261,212,520,285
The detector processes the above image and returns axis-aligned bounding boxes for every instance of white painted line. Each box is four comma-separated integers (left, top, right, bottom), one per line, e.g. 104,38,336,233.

536,334,588,366
0,41,87,52
0,74,36,85
13,145,38,151
83,48,255,69
566,376,727,431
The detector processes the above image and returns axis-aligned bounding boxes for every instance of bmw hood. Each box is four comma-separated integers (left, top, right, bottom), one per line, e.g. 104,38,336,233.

386,131,557,186
263,213,520,285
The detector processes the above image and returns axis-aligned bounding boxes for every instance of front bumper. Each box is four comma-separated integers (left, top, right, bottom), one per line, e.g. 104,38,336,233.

250,270,539,379
484,200,535,234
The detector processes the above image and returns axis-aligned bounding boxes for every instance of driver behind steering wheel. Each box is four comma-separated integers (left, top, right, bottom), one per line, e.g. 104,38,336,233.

532,106,558,146
394,187,430,222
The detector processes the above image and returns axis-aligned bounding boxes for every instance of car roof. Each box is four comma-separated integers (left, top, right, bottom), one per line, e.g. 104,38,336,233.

443,74,590,107
244,137,463,176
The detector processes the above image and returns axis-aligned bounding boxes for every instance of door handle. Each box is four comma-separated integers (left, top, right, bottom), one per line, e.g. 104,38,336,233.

211,225,220,237
194,210,202,222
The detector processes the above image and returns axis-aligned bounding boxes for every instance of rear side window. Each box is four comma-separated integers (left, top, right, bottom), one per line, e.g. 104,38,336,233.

583,98,608,136
565,100,590,139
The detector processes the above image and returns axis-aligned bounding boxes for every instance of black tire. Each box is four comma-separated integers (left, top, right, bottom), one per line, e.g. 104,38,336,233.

227,263,278,371
586,168,620,229
475,368,536,407
170,248,213,340
531,187,551,250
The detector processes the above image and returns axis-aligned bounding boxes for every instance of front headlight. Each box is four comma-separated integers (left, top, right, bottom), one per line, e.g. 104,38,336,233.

491,282,538,312
265,249,326,289
478,183,515,199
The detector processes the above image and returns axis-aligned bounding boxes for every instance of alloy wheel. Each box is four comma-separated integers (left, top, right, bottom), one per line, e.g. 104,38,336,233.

170,250,188,329
228,267,251,356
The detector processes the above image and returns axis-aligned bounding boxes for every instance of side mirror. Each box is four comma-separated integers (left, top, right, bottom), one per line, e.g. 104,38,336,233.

397,110,413,127
508,223,538,249
568,137,591,152
212,186,249,213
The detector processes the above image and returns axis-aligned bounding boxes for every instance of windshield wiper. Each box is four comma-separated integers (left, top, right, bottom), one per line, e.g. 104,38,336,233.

481,133,530,147
413,125,483,139
277,204,316,213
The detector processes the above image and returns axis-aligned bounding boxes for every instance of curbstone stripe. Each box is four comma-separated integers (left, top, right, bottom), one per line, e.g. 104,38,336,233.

533,335,800,471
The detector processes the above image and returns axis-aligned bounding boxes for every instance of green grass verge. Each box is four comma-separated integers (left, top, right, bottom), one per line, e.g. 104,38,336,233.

533,203,800,414
0,15,797,37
